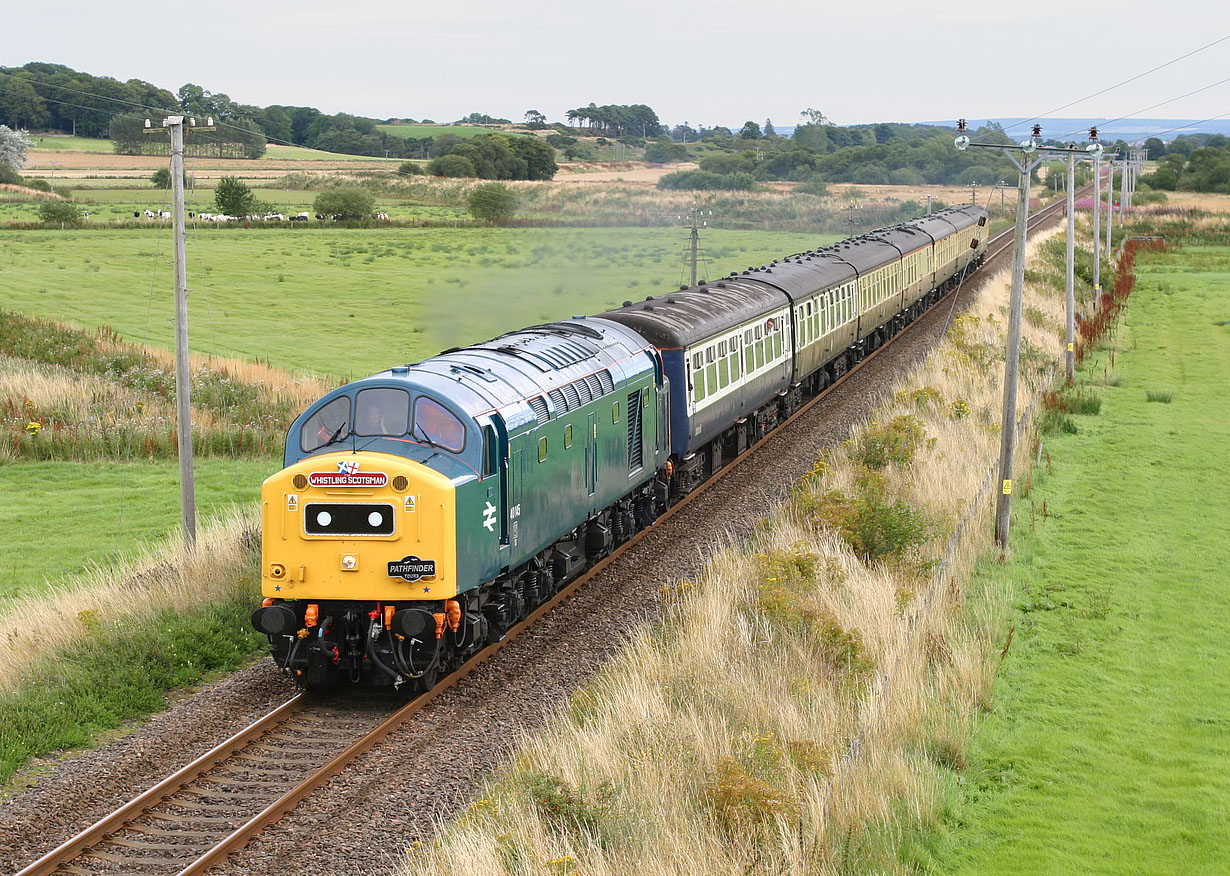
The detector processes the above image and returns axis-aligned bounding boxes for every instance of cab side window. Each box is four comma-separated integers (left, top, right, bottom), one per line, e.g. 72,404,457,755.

300,395,351,452
413,397,465,453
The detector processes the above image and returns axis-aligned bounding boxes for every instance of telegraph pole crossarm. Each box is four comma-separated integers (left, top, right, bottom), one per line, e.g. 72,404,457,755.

144,115,215,549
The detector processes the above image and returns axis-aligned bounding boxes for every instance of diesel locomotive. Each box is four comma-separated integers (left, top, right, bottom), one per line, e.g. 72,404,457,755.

251,205,987,690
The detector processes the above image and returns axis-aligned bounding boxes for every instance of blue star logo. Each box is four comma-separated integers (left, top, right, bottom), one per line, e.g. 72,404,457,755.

275,585,281,591
423,587,430,593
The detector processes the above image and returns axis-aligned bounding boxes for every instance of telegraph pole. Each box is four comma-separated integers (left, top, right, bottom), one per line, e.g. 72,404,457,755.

685,206,711,287
1106,158,1114,252
953,121,1099,549
1065,150,1076,382
144,114,215,548
1091,129,1101,297
1119,155,1128,227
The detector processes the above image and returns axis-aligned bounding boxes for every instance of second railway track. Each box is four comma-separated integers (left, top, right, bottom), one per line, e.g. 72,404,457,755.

8,194,1079,876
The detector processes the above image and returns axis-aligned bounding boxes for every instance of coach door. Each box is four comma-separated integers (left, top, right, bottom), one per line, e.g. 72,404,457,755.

585,411,598,497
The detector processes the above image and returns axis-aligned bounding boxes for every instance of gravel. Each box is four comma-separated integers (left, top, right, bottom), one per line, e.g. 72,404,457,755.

0,213,1058,876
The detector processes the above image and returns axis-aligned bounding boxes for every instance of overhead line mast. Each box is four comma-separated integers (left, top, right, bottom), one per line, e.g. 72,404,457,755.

144,114,215,549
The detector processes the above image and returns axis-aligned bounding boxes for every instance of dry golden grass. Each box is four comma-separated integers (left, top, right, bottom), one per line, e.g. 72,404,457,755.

401,233,1066,875
0,356,213,428
0,507,256,689
89,334,333,413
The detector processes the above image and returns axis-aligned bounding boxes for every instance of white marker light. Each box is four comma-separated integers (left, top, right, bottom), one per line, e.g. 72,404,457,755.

342,554,358,570
368,511,383,527
317,510,332,527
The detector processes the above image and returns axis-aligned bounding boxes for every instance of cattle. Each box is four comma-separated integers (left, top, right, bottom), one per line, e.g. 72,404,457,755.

374,211,389,221
263,213,285,222
290,212,309,222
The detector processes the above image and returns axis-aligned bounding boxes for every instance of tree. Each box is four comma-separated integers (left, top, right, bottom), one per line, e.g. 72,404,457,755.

800,108,831,126
509,136,558,180
428,154,477,177
38,199,83,226
0,77,49,129
738,121,762,140
214,176,256,216
312,188,375,219
763,118,777,138
0,124,33,170
1144,137,1165,160
467,182,517,223
524,109,547,129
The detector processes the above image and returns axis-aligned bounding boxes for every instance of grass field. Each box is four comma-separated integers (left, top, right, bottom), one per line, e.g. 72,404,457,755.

0,458,272,597
0,227,834,379
26,136,114,153
928,245,1230,873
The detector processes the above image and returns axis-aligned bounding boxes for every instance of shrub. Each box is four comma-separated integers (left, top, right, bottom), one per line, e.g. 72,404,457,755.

1145,390,1173,403
312,187,375,219
849,414,931,470
428,154,477,178
796,469,935,565
37,200,83,226
467,182,516,223
150,167,170,188
25,177,51,192
657,170,758,191
397,160,424,175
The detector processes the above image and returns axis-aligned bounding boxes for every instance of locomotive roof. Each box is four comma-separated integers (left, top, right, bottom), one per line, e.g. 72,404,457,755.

352,317,655,430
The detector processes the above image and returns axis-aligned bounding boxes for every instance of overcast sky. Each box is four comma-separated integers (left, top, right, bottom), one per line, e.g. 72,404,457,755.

5,1,1226,136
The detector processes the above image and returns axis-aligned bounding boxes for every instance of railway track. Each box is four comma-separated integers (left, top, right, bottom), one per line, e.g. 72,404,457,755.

15,193,1079,876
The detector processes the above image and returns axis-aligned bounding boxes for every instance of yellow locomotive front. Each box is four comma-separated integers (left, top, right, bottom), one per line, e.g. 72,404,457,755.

250,373,498,691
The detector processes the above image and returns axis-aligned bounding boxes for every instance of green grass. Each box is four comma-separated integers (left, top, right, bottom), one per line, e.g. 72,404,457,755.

0,583,263,785
0,227,834,379
376,124,517,140
927,245,1230,874
27,136,115,153
264,143,396,161
0,458,273,598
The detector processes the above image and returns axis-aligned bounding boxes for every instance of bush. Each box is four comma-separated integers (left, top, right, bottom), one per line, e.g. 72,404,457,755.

312,187,375,219
37,199,83,226
151,167,170,188
795,469,935,565
849,414,931,469
397,160,424,175
214,176,255,217
644,140,688,163
467,182,517,223
25,178,50,192
657,170,758,191
428,154,477,178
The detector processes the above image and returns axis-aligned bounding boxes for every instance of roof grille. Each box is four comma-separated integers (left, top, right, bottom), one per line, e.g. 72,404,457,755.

528,396,549,425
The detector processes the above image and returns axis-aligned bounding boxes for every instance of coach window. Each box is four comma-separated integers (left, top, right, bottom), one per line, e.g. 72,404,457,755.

538,436,548,462
413,396,465,453
773,320,784,358
564,424,574,449
754,326,765,369
300,395,351,452
355,387,410,437
717,340,729,388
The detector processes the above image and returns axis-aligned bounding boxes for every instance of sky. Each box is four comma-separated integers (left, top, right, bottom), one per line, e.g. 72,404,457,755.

5,1,1227,136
